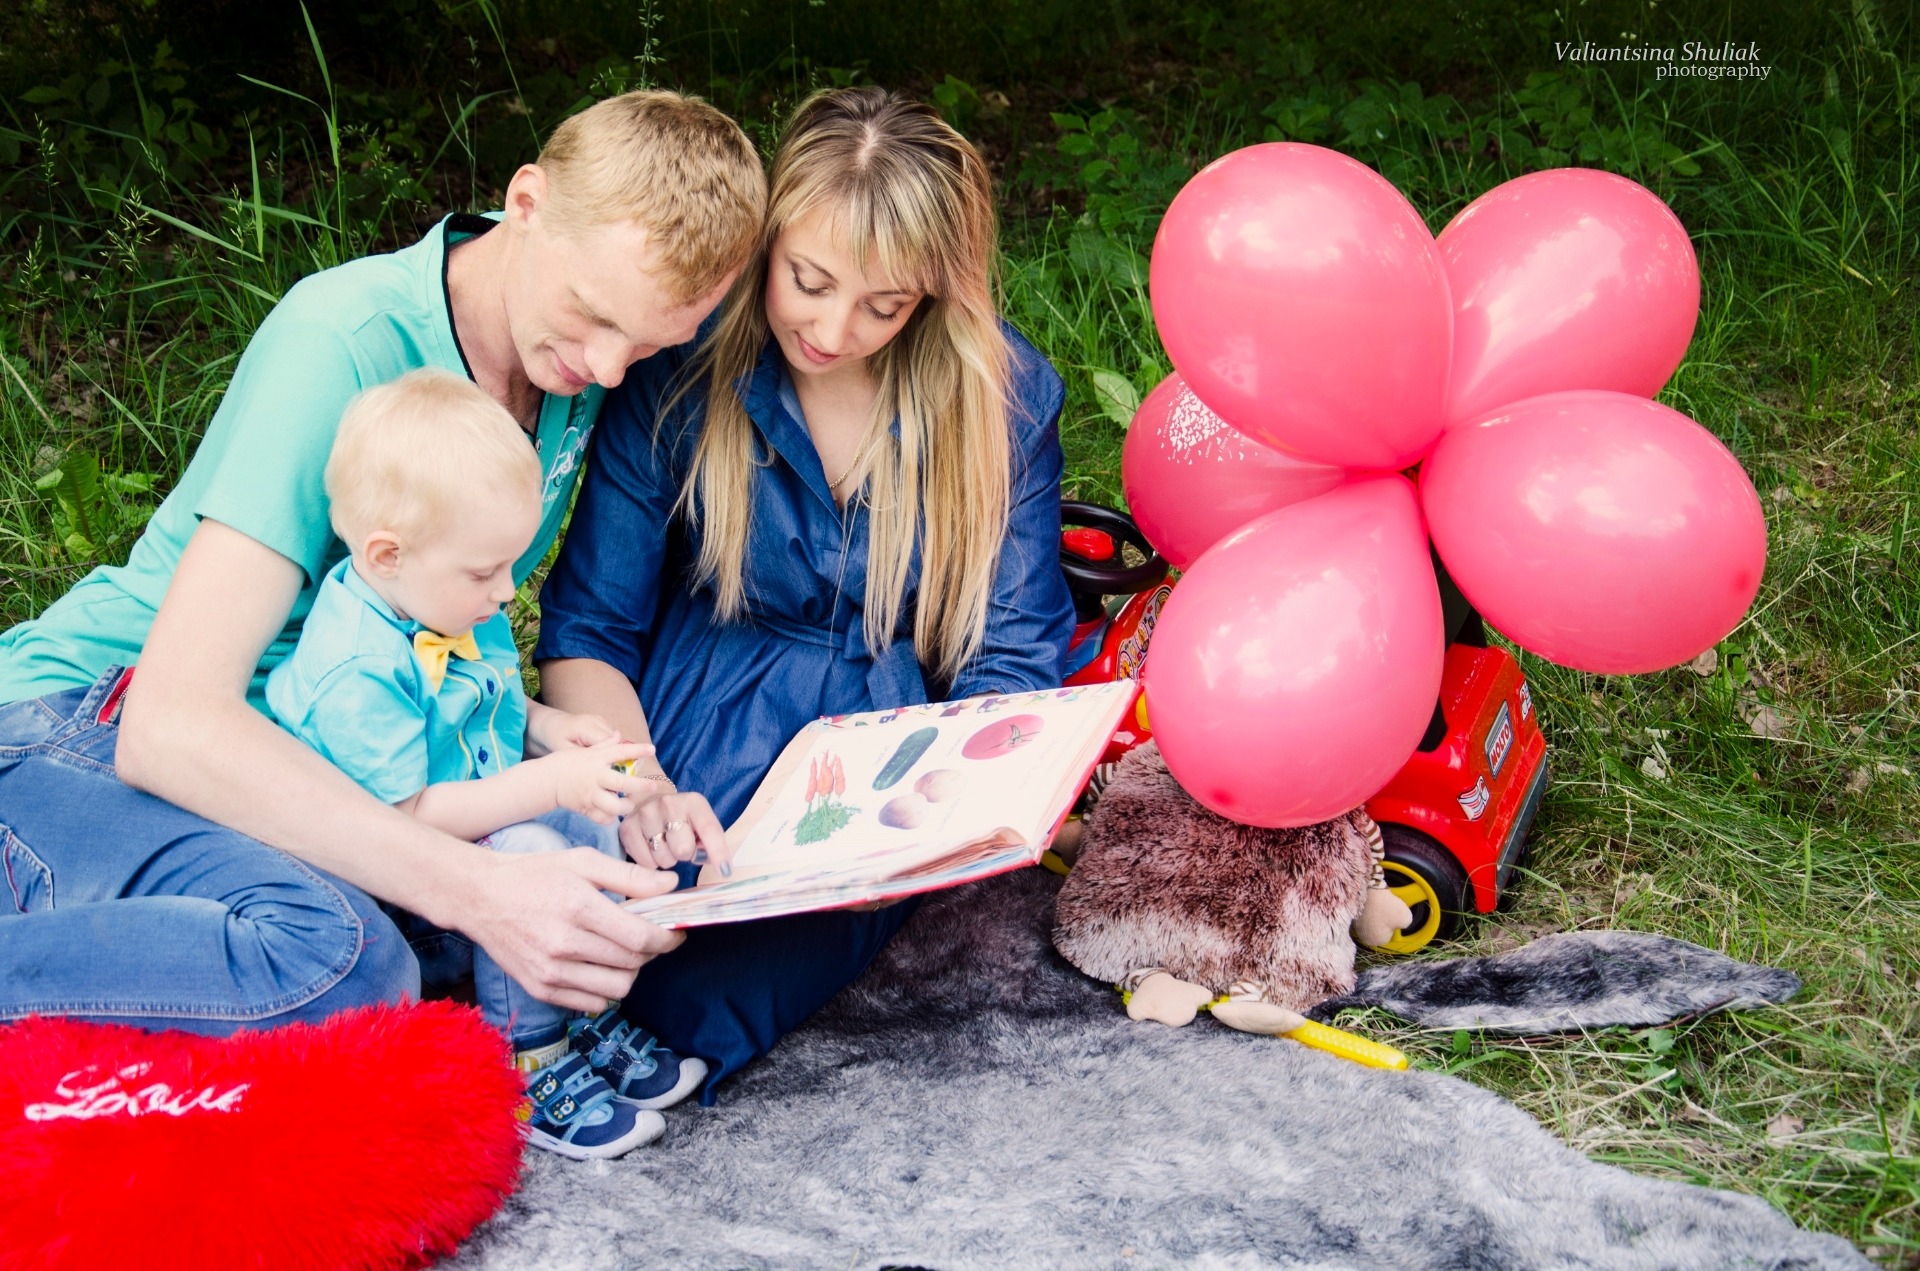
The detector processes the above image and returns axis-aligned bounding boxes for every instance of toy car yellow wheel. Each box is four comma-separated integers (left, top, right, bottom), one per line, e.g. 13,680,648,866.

1378,825,1471,954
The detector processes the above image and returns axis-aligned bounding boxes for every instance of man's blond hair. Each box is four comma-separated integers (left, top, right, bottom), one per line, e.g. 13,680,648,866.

326,369,542,548
538,90,766,305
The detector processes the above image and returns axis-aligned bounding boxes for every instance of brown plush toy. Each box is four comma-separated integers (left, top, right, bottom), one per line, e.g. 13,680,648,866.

1052,741,1412,1037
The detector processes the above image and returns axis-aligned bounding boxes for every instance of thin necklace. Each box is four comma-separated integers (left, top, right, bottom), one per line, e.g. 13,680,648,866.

829,435,873,495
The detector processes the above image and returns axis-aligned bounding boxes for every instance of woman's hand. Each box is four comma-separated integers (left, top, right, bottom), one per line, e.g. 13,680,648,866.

532,659,731,871
619,786,732,872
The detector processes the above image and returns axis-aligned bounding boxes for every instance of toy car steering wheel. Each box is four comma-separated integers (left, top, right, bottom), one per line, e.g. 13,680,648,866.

1060,501,1170,597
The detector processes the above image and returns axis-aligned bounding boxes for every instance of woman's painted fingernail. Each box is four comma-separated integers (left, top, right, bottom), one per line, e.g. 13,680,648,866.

719,862,733,878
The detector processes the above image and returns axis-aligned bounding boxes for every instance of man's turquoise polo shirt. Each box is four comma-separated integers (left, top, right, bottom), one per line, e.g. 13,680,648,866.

0,213,603,711
265,558,526,804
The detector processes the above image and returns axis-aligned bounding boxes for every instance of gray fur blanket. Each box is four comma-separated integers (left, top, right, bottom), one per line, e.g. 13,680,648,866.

449,869,1862,1270
1313,929,1803,1033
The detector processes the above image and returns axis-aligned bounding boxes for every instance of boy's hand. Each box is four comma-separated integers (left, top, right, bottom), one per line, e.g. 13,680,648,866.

537,739,654,822
525,703,627,755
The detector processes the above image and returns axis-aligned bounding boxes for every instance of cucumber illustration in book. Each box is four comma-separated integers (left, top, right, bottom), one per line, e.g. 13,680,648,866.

873,727,939,790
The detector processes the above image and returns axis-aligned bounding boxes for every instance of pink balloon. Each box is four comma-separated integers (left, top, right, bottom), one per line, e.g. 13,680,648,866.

1440,169,1700,427
1421,391,1766,674
1122,372,1350,569
1141,476,1444,828
1149,143,1452,471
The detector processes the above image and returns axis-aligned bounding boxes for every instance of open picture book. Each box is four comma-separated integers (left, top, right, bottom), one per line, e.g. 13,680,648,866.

625,680,1139,928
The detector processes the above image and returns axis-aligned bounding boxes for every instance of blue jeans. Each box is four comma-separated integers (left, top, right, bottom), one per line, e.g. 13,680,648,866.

0,670,419,1033
468,811,625,1051
0,670,922,1097
414,815,918,1079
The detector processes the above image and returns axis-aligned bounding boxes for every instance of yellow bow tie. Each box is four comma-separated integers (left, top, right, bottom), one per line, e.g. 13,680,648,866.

412,629,481,692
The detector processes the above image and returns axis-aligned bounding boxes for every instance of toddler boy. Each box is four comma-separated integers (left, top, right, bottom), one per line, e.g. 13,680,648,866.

267,369,703,1159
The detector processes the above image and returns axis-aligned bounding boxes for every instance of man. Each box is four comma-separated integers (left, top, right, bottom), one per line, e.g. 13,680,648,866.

0,91,764,1035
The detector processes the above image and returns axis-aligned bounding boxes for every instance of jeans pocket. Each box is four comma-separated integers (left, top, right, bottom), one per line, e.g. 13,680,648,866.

0,695,64,752
52,717,122,770
2,826,54,914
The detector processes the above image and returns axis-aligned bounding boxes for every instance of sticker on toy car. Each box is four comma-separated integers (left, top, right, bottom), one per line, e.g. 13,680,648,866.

1116,584,1174,680
1485,702,1512,779
1517,681,1533,721
1457,776,1491,821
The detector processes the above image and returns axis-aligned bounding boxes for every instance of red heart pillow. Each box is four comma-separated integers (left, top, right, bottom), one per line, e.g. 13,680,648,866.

0,1001,525,1270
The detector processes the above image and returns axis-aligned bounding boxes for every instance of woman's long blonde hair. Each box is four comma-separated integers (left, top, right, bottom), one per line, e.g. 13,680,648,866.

677,86,1012,685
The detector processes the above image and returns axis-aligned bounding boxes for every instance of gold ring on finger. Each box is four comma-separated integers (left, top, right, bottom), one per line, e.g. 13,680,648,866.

664,820,689,832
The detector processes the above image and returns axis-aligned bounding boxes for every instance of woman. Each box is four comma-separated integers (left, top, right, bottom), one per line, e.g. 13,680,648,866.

536,87,1076,1097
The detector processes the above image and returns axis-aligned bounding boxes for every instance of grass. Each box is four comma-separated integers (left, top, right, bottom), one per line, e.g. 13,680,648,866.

2,0,1916,1259
1380,28,1918,1253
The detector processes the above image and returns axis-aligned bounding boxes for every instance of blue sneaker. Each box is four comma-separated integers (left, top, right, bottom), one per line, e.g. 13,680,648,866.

569,1009,708,1111
522,1052,665,1159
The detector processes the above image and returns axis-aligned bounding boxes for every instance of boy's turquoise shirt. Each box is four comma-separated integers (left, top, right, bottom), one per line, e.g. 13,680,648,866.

0,213,603,712
265,558,527,805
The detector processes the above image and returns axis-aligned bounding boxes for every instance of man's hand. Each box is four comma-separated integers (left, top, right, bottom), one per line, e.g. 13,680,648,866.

459,847,684,1013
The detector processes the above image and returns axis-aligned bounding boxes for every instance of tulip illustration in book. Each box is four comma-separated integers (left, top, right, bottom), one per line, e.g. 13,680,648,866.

627,681,1138,928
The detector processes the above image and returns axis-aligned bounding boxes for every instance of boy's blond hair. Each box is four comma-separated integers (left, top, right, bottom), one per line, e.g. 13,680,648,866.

538,90,767,305
326,370,542,548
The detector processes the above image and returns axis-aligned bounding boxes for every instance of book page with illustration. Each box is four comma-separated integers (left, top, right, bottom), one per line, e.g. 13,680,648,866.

625,680,1136,928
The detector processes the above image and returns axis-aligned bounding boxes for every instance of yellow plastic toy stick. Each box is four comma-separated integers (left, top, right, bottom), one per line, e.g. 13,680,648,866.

1116,986,1410,1070
1280,1020,1409,1070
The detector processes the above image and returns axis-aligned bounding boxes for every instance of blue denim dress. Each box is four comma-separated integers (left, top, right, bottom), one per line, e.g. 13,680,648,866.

535,325,1074,1097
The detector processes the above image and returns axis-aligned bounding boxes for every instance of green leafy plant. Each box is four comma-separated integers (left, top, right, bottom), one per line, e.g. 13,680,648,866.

1047,108,1192,248
1505,70,1703,179
32,450,157,563
1088,369,1141,427
929,74,982,130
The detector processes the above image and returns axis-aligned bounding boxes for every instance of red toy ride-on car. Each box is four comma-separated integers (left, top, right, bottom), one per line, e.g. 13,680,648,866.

1058,501,1550,954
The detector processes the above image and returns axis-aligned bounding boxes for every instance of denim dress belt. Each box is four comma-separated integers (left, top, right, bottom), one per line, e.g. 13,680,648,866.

746,611,928,712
